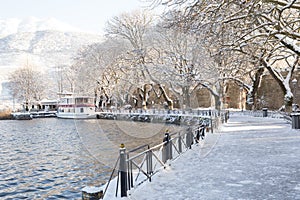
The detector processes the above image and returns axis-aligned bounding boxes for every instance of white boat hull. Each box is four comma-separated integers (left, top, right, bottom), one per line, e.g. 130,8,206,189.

12,112,33,120
30,111,57,118
56,112,96,119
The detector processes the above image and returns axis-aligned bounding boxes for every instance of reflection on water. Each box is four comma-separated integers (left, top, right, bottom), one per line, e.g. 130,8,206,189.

0,118,178,199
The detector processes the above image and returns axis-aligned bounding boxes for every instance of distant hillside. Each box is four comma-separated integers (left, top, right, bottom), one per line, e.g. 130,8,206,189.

0,17,103,101
0,17,82,37
0,30,103,70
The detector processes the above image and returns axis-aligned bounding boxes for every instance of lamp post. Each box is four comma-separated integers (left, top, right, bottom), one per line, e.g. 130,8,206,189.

292,78,298,111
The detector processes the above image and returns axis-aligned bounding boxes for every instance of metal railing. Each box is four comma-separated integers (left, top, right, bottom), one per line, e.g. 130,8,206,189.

99,108,219,118
114,125,208,198
238,110,291,122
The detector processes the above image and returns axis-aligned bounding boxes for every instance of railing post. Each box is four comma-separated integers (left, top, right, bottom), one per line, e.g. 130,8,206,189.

126,153,132,190
169,139,173,160
162,130,171,163
178,134,182,153
129,159,133,188
146,149,153,181
186,127,193,148
201,126,205,139
210,117,214,133
119,143,127,197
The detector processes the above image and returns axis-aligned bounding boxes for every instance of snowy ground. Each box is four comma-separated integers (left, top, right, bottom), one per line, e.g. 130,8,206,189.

102,113,300,200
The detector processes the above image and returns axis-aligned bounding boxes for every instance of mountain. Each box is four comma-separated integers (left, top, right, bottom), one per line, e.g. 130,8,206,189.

0,17,103,70
0,29,103,70
0,17,81,38
0,17,104,102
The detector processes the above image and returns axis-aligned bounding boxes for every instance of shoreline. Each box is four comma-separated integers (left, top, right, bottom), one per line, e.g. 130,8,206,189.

0,110,13,120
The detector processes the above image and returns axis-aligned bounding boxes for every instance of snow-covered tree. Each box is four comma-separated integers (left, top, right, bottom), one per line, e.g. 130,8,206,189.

8,63,46,110
105,10,175,109
69,39,131,109
156,0,300,110
150,25,217,108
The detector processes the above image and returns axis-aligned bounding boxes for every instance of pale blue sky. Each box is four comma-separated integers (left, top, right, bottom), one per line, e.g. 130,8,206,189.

0,0,147,33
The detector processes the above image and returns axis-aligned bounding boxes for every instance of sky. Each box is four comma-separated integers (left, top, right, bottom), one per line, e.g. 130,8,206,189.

0,0,149,34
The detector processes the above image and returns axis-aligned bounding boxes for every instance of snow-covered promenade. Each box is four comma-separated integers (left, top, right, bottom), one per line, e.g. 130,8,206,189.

110,113,300,200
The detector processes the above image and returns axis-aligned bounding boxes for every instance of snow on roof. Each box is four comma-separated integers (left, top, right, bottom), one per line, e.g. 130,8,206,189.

40,99,59,104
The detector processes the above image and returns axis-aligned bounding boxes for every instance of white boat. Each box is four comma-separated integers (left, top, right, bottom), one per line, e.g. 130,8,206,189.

56,95,97,119
12,112,33,120
29,99,58,118
30,111,57,118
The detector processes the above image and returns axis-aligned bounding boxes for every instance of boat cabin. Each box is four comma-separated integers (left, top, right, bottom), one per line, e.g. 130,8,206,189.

57,96,96,119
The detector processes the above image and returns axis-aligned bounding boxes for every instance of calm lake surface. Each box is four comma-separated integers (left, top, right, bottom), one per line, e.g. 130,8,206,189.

0,118,175,199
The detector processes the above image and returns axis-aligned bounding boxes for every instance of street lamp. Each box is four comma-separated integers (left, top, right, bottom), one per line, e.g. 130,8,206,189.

292,78,298,111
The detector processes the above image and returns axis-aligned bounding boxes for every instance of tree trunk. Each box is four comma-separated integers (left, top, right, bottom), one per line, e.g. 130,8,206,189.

183,86,191,109
214,94,221,111
262,59,293,108
251,67,264,110
159,84,173,110
142,84,148,110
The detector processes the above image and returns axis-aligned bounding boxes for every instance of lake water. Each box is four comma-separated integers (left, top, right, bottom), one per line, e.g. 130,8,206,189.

0,118,177,199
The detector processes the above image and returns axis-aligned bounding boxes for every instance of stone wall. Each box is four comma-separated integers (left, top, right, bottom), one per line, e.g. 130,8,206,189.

126,72,300,110
194,72,300,110
191,88,212,108
256,75,284,110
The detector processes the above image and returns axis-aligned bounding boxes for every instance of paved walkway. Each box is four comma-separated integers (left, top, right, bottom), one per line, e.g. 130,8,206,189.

128,114,300,200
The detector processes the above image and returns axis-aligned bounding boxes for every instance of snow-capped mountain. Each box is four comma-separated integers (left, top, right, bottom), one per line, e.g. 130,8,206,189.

0,17,103,79
0,17,104,101
0,17,81,38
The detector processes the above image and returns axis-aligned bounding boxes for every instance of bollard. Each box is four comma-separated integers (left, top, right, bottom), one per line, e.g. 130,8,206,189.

225,111,229,123
262,108,268,117
291,113,300,129
119,143,127,197
82,186,103,200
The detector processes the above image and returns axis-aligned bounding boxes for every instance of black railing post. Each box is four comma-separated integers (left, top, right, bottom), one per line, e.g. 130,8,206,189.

210,117,214,133
178,134,182,153
119,143,127,197
126,153,131,191
129,161,133,188
169,139,173,160
186,127,193,148
147,150,153,181
162,130,171,163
